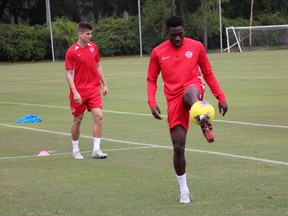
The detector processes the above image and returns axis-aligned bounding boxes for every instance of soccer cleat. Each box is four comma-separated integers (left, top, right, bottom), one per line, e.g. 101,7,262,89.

73,151,84,160
92,150,108,159
179,191,191,204
200,117,214,143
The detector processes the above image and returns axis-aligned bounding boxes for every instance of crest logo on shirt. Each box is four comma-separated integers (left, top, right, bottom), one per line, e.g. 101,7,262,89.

185,51,193,58
90,47,94,53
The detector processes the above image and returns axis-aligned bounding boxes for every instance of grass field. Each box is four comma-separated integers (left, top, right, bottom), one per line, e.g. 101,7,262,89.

0,50,288,216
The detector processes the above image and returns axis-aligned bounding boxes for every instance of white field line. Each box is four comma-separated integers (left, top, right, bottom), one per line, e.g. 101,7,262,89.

0,146,157,160
218,76,287,80
0,123,287,166
1,80,64,85
0,102,287,129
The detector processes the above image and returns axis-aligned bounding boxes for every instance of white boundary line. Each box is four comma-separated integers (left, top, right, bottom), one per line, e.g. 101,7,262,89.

1,102,287,129
0,123,287,166
0,146,157,160
1,80,64,85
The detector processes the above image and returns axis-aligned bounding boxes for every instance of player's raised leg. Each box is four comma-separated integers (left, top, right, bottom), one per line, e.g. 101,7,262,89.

199,117,214,143
183,86,200,107
184,87,214,143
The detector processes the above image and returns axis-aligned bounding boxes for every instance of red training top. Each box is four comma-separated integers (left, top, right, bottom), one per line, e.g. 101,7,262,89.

147,37,226,109
65,42,101,94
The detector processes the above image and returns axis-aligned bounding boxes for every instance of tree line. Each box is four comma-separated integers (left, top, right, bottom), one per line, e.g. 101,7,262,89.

0,0,287,61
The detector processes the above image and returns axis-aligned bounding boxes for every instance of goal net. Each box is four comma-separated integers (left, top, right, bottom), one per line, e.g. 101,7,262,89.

225,25,288,53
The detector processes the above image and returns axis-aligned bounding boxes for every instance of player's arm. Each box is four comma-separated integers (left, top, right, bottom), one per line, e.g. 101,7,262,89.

147,51,162,120
97,62,108,96
65,69,82,105
198,44,228,116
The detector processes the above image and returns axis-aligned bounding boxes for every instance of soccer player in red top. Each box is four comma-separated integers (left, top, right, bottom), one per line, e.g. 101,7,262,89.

65,22,109,160
147,16,228,203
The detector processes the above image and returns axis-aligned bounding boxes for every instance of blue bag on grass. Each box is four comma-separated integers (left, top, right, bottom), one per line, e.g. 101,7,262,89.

16,114,42,123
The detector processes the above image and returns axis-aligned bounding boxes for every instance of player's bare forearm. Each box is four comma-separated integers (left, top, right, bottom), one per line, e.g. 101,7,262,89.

97,63,109,95
65,69,82,104
65,70,77,94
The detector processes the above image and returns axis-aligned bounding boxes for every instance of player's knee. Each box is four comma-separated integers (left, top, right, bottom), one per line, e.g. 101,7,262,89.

173,142,185,154
92,108,103,120
95,113,103,121
73,115,83,126
183,88,199,107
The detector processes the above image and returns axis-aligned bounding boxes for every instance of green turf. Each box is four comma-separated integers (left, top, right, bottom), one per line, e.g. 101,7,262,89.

0,50,288,216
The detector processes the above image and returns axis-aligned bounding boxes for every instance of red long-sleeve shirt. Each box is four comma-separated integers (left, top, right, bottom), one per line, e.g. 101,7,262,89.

147,38,226,109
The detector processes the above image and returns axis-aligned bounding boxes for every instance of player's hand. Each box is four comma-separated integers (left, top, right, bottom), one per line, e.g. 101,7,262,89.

103,86,109,96
151,105,162,120
74,92,82,105
218,102,228,116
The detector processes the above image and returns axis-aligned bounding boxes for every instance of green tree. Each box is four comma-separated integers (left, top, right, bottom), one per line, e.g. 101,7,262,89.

76,0,139,22
0,0,40,24
141,0,174,53
186,0,227,50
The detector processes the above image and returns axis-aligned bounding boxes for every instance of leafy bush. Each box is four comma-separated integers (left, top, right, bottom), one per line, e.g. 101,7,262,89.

0,16,139,61
0,24,48,61
51,17,77,59
93,16,139,56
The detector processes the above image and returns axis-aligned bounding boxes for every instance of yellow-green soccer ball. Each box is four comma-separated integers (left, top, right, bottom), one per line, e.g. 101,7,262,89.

190,101,215,125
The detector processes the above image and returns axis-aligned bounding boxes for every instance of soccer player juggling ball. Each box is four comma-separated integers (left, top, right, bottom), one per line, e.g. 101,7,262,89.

65,22,108,160
146,16,228,203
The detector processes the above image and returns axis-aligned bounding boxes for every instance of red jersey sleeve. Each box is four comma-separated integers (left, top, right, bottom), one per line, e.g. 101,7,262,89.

95,44,100,63
65,48,74,70
147,50,161,109
198,44,226,103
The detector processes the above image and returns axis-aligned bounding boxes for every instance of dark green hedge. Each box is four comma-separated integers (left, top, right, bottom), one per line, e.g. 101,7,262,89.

0,16,140,62
0,24,48,61
92,16,139,56
2,13,286,61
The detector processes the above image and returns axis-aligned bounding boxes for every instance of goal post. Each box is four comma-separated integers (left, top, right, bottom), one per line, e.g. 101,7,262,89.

225,24,288,53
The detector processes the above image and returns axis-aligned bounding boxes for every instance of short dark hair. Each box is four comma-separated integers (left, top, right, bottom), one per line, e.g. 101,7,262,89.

77,22,93,32
166,16,184,31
